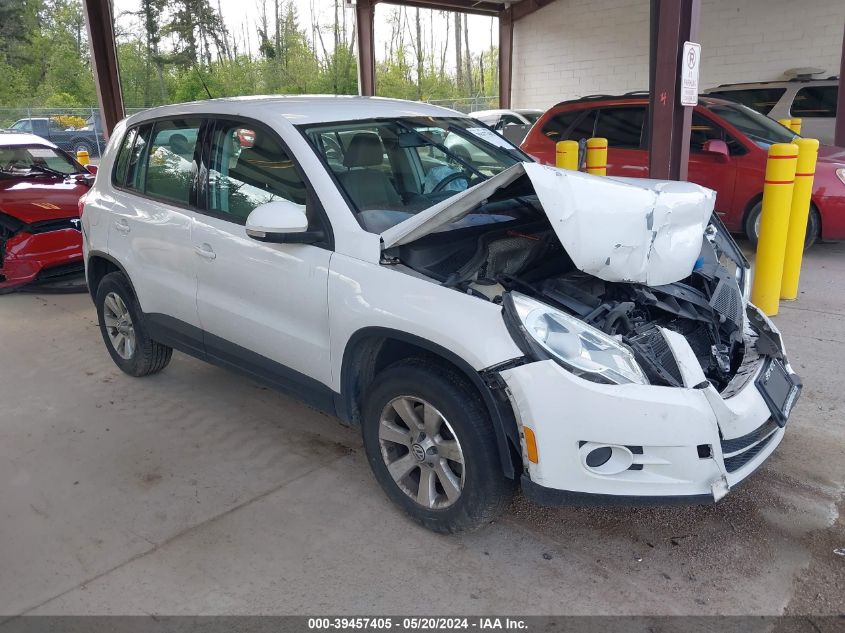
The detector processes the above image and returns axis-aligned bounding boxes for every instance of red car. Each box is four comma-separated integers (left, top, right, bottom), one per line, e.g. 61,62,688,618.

521,94,845,245
0,133,93,292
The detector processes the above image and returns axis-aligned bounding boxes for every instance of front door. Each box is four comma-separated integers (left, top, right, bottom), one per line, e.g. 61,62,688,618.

687,112,738,215
191,118,334,401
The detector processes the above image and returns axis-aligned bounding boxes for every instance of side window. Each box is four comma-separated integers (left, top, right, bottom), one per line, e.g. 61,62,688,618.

144,119,201,205
567,110,597,141
791,86,837,118
541,110,583,141
112,127,138,186
125,124,152,191
708,88,786,115
207,121,308,222
594,107,646,149
690,113,745,155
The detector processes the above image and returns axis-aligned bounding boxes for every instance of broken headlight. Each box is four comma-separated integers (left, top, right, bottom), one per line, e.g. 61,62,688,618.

503,292,649,385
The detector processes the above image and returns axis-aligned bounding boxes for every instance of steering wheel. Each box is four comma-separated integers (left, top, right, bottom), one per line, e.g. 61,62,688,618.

432,171,471,193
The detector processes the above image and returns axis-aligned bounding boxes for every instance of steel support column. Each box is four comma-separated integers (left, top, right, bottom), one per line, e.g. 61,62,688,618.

356,0,377,96
647,0,700,180
835,22,845,147
82,0,124,138
499,8,513,109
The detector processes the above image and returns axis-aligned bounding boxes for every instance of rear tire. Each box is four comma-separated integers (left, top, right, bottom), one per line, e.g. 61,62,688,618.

361,358,514,533
744,200,820,249
95,272,172,377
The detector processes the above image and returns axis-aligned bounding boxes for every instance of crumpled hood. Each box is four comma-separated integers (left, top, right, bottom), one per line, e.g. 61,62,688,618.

380,162,716,286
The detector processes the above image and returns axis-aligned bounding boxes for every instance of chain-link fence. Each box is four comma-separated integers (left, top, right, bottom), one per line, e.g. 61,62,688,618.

426,95,499,113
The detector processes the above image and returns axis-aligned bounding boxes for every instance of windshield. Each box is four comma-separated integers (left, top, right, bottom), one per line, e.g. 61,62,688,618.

518,111,542,124
301,116,528,232
0,144,83,177
706,103,797,148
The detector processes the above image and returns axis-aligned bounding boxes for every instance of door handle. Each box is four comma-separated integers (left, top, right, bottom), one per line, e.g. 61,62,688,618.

114,218,130,234
193,243,217,260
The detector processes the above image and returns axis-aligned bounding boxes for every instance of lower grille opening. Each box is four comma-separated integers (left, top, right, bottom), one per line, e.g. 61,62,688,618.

720,418,779,473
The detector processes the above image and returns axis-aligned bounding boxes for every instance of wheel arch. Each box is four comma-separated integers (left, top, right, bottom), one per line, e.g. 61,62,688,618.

86,251,136,301
741,193,823,240
338,327,521,479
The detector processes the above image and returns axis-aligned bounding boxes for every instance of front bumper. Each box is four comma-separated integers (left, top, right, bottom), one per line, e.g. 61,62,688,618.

0,230,83,291
500,304,797,504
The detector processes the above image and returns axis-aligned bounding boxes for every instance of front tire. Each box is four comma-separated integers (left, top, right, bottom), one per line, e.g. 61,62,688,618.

361,358,514,533
744,200,820,248
95,272,172,377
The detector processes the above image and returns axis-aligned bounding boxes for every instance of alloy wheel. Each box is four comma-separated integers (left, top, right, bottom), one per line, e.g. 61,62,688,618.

102,291,136,359
378,395,465,509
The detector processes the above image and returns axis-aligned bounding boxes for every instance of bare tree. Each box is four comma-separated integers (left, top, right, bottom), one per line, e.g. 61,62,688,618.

454,12,462,90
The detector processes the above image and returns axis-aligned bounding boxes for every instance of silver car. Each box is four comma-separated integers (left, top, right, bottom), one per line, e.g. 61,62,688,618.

704,76,838,144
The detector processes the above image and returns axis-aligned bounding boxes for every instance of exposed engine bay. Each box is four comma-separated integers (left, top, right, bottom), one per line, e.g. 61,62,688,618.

387,212,752,391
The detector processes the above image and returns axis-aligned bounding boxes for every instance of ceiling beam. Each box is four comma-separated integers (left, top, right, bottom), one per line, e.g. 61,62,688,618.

510,0,557,22
379,0,504,17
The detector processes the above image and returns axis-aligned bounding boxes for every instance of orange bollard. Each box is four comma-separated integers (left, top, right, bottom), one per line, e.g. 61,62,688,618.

751,143,799,316
789,118,802,134
780,138,819,300
555,140,579,170
585,137,607,176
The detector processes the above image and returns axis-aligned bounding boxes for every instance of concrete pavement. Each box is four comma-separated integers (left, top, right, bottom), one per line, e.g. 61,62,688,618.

1,242,843,616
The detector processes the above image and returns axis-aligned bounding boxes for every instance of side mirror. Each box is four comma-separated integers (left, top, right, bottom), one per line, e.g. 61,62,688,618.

245,200,324,244
702,139,730,160
85,164,98,175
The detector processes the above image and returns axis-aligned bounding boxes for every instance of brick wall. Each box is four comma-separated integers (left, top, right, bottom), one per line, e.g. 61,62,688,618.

511,0,844,109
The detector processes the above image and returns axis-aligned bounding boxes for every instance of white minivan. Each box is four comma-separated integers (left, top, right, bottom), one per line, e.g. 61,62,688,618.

81,96,801,532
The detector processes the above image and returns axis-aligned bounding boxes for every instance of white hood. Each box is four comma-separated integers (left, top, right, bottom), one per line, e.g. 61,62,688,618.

380,162,716,286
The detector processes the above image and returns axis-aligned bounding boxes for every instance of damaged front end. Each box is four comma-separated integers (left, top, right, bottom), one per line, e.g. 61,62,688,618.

383,163,762,393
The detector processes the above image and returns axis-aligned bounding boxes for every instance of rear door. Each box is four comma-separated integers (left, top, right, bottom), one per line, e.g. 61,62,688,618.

106,118,203,352
595,106,648,178
191,118,334,400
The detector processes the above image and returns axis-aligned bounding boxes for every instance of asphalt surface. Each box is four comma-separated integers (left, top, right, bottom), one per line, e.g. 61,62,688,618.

0,242,843,617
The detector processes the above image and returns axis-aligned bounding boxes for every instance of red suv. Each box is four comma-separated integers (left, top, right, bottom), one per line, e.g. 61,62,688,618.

521,94,845,244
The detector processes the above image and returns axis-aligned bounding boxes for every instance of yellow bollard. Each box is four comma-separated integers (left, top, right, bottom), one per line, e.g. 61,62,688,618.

585,137,608,176
751,143,798,316
778,118,793,130
780,138,819,300
555,140,579,170
76,149,90,165
789,118,802,134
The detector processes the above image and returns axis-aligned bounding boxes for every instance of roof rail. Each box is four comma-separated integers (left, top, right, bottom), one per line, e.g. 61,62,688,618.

623,90,650,96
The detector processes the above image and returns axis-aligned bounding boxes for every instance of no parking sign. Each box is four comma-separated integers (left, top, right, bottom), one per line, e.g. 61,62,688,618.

680,41,701,106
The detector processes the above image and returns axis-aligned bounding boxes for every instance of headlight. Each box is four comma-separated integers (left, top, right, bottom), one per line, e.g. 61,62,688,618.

503,292,648,385
836,168,845,186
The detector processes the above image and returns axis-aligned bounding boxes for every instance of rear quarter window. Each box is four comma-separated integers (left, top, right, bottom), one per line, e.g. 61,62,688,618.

791,86,837,118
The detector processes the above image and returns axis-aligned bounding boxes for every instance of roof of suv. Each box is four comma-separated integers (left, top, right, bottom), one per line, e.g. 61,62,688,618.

707,77,838,90
547,93,733,110
124,95,466,127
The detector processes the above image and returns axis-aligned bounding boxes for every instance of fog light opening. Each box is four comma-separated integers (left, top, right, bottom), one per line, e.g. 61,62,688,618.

697,444,712,459
586,446,612,468
579,442,634,475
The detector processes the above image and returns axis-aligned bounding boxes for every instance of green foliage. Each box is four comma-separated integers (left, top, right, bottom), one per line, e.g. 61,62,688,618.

0,0,499,112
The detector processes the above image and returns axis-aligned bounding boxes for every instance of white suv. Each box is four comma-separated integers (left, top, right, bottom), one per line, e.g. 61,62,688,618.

81,96,801,533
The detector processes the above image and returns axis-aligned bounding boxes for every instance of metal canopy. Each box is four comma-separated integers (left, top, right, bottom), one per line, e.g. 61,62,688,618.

81,0,845,180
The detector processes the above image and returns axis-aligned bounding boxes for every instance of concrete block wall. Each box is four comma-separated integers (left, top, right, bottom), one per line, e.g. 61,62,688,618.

511,0,845,109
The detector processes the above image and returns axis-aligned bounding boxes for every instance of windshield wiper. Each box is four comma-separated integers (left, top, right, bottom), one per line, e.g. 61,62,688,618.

26,163,73,179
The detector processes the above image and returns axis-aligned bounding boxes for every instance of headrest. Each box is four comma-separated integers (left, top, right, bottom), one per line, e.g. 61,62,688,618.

343,133,385,168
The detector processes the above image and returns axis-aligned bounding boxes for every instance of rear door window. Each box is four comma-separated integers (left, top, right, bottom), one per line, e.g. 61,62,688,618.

143,119,201,205
594,107,646,149
707,88,786,114
791,86,837,118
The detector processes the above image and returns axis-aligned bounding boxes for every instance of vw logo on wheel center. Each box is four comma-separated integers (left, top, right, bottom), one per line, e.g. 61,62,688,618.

411,443,426,461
